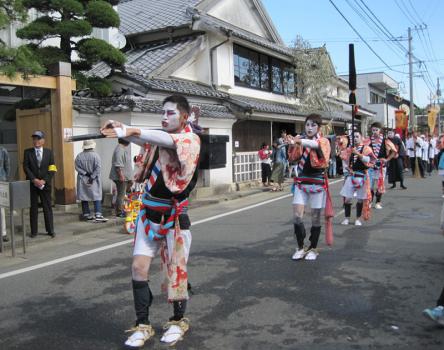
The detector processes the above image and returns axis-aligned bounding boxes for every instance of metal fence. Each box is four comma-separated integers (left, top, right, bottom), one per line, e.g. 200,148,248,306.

233,151,261,183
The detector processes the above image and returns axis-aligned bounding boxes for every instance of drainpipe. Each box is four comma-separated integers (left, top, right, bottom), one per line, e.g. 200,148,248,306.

210,30,232,87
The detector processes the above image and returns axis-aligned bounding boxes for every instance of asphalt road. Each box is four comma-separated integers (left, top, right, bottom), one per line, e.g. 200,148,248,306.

0,174,443,350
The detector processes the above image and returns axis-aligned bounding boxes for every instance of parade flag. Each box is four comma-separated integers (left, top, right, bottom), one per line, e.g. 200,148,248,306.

395,110,408,129
428,106,439,135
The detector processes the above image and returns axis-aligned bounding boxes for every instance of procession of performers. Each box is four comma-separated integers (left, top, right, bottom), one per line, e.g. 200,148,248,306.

93,91,420,349
287,114,333,261
367,122,398,210
339,130,376,226
101,95,200,347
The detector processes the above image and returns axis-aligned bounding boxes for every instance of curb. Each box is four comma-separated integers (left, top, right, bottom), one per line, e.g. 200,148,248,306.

1,183,290,251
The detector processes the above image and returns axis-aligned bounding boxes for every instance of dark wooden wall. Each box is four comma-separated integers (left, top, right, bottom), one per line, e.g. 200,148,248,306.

233,120,270,152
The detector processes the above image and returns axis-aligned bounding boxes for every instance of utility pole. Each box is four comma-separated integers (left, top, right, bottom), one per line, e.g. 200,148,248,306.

408,27,415,129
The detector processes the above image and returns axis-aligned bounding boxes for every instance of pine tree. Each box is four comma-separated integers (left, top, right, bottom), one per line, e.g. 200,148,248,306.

0,0,45,78
16,0,125,96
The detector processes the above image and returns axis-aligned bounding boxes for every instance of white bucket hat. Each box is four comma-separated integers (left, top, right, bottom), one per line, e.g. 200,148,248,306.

82,140,96,150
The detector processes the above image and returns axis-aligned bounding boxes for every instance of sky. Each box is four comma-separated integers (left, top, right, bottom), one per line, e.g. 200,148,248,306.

261,0,444,108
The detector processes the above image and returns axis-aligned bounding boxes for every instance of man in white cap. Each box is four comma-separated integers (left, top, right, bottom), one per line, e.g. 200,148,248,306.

75,140,107,222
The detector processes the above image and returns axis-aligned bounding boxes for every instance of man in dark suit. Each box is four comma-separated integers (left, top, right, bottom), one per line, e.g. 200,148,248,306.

23,130,57,238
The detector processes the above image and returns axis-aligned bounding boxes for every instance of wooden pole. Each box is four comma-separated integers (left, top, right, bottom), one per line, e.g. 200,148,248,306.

49,62,76,205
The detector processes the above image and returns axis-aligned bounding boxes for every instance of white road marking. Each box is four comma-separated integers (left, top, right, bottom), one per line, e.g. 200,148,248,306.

0,179,343,280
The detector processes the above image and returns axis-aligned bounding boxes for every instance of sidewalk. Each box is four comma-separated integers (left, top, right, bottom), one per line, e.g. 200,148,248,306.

0,179,295,251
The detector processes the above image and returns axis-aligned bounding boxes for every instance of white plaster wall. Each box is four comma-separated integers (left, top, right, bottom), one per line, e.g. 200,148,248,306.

207,0,270,39
214,40,233,88
171,38,211,84
230,86,299,105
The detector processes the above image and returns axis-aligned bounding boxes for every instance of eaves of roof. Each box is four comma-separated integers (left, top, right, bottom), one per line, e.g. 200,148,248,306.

72,95,235,120
118,73,229,99
196,14,293,58
228,95,302,116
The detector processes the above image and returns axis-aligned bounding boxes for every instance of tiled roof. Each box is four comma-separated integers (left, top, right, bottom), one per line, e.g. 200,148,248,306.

87,37,200,78
72,95,234,119
121,73,228,99
229,95,302,116
198,14,293,58
118,0,200,36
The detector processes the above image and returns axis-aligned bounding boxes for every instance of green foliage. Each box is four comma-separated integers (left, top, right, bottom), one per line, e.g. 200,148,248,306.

0,44,46,78
86,1,119,28
55,19,92,37
0,0,27,29
32,45,70,67
291,36,335,112
77,38,125,67
16,0,126,96
0,1,46,78
86,76,112,97
16,16,55,40
51,0,84,15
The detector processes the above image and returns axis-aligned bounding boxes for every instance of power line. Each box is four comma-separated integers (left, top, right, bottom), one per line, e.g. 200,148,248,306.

345,0,405,60
357,0,409,56
306,37,407,44
328,0,407,75
394,0,421,26
336,58,444,75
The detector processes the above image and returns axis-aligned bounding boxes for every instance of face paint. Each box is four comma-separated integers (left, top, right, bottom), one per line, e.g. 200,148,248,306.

387,131,394,138
371,127,381,136
305,120,319,138
353,132,362,145
161,102,182,132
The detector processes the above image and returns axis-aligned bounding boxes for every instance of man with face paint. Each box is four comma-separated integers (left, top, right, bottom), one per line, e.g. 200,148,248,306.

340,131,375,225
387,130,407,189
368,122,397,209
287,114,331,261
101,95,200,347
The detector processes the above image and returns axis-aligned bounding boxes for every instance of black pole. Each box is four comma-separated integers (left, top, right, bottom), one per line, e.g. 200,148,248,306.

349,44,357,152
65,133,106,142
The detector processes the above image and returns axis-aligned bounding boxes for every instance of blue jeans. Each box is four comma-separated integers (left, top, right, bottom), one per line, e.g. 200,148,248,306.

81,201,102,216
328,158,337,177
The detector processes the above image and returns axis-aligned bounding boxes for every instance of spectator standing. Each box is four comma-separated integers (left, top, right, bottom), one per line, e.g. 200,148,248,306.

0,145,10,242
421,135,429,177
406,131,425,177
427,135,435,176
270,139,286,191
109,138,132,217
75,140,108,222
23,131,56,238
258,142,272,187
279,130,289,177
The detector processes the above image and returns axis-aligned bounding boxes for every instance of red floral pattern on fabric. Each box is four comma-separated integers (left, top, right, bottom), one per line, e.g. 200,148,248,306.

158,132,200,194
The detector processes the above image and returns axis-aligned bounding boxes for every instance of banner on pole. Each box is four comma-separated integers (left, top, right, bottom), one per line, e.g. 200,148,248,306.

428,105,440,134
395,110,408,130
